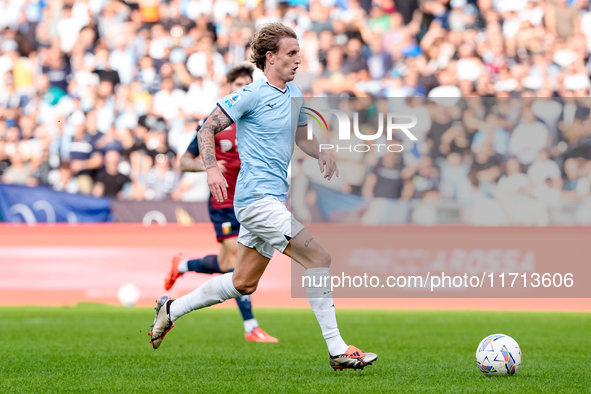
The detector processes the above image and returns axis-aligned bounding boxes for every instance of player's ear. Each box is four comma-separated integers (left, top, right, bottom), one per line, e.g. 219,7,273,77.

266,51,274,66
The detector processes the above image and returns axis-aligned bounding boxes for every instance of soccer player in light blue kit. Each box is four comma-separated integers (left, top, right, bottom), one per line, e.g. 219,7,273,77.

150,23,378,370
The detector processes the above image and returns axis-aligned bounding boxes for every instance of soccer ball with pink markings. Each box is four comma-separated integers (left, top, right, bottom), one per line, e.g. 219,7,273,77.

475,334,521,376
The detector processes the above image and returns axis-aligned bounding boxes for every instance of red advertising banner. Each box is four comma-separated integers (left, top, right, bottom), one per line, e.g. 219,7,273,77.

0,224,589,311
110,200,210,223
291,225,591,298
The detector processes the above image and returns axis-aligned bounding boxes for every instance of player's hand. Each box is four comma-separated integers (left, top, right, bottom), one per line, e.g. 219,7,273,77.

318,152,339,181
206,167,228,202
217,160,228,174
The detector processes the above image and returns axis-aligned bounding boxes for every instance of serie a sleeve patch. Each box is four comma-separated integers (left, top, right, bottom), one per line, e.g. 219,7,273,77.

225,93,242,108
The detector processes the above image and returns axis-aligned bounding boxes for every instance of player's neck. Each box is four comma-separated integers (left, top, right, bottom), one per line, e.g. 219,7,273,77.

264,71,287,90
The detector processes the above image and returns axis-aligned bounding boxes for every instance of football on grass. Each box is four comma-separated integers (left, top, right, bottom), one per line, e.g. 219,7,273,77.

117,283,140,308
476,334,521,376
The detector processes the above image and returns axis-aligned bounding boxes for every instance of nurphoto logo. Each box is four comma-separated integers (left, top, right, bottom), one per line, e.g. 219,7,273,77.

304,107,418,153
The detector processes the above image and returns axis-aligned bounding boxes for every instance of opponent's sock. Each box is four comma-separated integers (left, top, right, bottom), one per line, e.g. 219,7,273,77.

305,267,349,356
169,272,242,322
177,259,189,274
243,318,259,334
186,255,222,274
234,294,258,333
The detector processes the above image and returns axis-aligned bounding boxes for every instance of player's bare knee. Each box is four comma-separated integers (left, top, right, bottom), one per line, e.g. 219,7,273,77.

237,283,257,295
322,251,331,268
313,251,331,268
233,277,258,295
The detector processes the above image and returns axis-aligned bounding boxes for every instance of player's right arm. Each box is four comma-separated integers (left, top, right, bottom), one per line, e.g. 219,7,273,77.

202,85,257,202
198,106,234,202
181,121,227,173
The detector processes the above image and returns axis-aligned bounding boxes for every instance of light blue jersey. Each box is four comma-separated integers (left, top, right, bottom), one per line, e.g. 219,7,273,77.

217,76,308,208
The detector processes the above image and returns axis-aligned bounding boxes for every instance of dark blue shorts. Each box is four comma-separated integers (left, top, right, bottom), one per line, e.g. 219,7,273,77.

208,201,240,242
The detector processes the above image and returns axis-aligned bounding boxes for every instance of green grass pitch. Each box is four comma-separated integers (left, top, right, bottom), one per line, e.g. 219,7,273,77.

1,304,590,393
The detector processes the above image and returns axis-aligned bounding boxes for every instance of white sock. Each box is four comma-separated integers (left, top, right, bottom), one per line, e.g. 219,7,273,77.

178,259,189,274
243,318,259,334
169,272,242,321
305,267,349,356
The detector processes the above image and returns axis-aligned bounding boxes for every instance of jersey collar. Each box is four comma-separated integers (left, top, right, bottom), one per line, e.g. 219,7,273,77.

262,75,287,94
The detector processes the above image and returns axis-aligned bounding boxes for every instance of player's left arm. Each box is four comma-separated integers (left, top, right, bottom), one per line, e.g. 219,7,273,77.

295,124,339,180
181,122,226,173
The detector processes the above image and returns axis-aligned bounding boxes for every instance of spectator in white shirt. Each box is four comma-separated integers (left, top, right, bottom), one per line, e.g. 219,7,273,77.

508,106,550,166
182,76,219,119
497,157,530,197
531,97,563,145
149,24,173,60
186,35,226,80
528,149,561,187
56,5,83,53
109,40,136,86
152,78,185,121
528,150,562,203
496,156,550,225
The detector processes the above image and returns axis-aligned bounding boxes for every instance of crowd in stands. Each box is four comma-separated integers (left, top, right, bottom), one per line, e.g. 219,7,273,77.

1,0,591,218
293,95,591,224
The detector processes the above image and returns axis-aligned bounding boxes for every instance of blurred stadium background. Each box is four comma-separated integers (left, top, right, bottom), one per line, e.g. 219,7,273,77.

1,0,591,311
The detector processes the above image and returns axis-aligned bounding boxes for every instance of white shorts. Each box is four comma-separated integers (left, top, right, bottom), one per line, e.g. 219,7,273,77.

234,196,305,259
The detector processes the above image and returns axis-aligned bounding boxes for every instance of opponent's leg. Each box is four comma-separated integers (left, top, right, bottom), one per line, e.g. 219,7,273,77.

286,229,378,370
217,237,238,272
164,237,232,290
164,253,222,291
185,255,221,273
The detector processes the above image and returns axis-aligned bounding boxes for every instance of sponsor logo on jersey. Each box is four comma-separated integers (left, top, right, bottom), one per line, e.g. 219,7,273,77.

219,139,233,152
